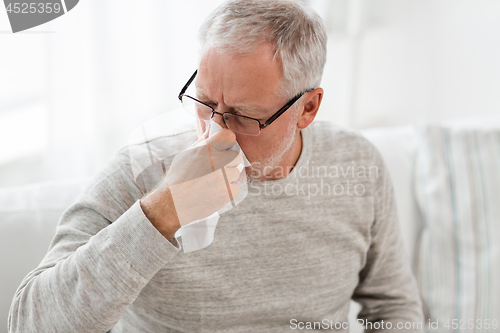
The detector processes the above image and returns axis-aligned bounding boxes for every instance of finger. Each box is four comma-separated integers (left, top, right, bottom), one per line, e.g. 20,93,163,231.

191,126,235,150
167,146,212,179
209,141,234,152
226,152,242,168
210,149,239,171
224,165,241,182
190,126,210,148
206,128,236,150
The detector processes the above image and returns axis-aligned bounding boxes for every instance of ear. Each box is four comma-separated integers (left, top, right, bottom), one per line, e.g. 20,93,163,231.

297,88,323,129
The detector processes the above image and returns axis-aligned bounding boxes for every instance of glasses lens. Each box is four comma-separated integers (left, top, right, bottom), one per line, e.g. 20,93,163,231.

181,95,212,121
181,94,261,136
223,113,261,136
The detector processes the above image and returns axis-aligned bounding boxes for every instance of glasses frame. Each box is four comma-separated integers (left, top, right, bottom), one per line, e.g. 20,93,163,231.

178,70,314,136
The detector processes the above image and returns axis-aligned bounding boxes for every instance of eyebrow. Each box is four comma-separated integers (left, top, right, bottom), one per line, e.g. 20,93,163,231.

233,105,262,116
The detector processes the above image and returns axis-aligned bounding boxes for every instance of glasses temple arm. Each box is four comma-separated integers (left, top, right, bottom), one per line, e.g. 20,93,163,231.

178,70,198,100
261,89,314,128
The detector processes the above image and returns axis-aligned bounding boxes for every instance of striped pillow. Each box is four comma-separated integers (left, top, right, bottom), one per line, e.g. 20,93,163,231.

414,124,500,331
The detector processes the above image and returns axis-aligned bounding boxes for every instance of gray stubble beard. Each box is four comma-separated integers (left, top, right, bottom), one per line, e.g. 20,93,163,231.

246,114,300,182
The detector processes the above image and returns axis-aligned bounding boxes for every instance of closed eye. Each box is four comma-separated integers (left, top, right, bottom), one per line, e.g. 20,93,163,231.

197,100,262,120
232,110,245,116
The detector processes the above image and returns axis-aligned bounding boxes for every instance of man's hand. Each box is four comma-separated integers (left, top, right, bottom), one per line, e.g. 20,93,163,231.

140,128,242,240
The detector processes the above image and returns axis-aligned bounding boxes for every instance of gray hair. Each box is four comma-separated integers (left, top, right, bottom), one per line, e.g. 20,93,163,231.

199,0,327,99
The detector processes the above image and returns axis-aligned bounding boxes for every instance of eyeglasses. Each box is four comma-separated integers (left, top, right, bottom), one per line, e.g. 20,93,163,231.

178,70,314,136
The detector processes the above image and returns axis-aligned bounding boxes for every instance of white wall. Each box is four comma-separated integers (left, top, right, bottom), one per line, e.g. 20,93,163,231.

314,0,500,128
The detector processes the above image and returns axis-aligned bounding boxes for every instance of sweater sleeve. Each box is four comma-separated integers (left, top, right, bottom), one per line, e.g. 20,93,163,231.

351,145,424,333
8,150,181,333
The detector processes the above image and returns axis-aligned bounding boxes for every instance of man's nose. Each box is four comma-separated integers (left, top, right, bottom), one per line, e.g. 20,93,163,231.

211,112,228,129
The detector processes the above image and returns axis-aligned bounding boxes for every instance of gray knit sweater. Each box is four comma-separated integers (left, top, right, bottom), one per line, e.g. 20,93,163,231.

8,121,424,332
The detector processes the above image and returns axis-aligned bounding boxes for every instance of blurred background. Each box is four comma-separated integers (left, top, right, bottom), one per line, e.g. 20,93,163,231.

1,0,500,188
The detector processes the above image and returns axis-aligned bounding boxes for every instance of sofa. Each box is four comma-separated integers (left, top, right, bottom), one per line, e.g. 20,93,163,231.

1,117,498,332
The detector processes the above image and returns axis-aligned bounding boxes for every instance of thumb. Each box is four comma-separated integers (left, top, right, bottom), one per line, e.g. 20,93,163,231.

206,128,236,151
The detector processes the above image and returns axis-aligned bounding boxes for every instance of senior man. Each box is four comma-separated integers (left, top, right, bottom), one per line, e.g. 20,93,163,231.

9,0,424,332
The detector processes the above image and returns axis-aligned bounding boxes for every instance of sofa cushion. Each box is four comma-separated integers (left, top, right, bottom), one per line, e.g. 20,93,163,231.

0,178,90,333
414,123,500,327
